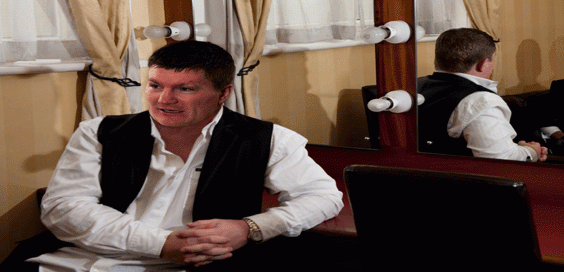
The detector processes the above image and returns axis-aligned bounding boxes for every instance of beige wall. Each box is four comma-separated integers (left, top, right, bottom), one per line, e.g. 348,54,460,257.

0,0,165,261
416,0,564,96
257,45,376,148
0,72,86,260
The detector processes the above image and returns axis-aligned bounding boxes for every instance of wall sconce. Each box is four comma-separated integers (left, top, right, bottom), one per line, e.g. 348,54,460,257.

361,20,411,44
368,91,425,113
367,90,413,113
143,21,212,41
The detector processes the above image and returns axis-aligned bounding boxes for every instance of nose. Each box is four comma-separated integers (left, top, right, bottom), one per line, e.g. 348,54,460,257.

158,88,177,104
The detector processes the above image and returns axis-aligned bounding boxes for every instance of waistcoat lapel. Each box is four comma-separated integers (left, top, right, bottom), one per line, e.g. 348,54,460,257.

196,117,239,194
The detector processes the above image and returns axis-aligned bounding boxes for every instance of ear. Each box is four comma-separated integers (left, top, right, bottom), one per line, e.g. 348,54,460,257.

218,84,233,104
475,58,489,72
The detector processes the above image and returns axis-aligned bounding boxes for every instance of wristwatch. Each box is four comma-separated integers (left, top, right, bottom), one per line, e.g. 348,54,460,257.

243,218,263,243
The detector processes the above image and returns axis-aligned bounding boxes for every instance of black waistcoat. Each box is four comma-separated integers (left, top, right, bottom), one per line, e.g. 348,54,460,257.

418,72,494,156
97,107,273,219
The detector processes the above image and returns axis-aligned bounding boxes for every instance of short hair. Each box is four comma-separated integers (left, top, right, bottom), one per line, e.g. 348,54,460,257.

148,40,235,91
434,28,498,73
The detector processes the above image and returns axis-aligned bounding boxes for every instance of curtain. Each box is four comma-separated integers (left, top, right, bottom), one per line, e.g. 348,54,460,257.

463,0,502,84
0,0,88,63
417,0,469,35
68,0,142,119
233,0,272,118
265,0,372,45
225,1,246,114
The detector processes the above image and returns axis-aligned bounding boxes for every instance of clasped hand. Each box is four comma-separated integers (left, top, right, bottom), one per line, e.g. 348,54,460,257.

518,141,549,162
160,219,249,267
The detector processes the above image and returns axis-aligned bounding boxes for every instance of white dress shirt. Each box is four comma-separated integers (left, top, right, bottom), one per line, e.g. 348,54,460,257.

29,108,344,272
446,73,538,161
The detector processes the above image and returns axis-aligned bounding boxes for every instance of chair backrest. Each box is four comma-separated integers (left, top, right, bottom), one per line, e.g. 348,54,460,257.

361,85,380,149
344,165,542,269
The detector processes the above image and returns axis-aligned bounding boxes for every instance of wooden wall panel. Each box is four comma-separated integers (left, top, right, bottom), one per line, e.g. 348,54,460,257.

374,0,416,149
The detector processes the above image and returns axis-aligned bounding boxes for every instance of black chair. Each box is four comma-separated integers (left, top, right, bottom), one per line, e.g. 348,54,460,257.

344,165,542,270
361,85,381,149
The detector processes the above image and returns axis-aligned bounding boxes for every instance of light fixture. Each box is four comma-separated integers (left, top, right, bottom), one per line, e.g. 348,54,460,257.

143,21,212,41
361,20,411,44
367,90,413,113
415,25,426,41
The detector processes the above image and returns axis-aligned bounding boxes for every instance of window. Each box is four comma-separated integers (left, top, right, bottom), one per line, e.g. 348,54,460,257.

0,0,90,75
262,0,374,55
416,0,471,42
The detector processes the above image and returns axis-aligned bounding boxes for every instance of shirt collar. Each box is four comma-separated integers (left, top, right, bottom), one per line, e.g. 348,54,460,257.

450,72,499,93
203,106,223,138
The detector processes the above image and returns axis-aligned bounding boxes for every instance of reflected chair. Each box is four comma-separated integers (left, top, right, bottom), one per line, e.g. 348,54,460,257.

361,85,381,149
344,165,542,270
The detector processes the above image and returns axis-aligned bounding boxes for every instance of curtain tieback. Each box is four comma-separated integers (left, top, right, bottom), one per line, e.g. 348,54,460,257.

237,60,260,76
88,64,141,87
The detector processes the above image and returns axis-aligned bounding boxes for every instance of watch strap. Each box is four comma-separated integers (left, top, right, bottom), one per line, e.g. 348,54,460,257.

243,217,263,243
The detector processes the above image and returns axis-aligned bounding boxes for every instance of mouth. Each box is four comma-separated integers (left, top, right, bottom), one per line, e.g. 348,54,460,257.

159,109,183,113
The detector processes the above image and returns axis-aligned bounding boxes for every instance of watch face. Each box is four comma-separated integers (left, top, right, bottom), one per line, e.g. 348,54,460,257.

251,231,263,241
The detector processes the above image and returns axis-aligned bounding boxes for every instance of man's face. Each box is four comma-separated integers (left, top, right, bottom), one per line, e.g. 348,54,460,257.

146,67,232,129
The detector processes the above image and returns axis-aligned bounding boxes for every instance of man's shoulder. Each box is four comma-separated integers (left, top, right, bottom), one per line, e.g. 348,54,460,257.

219,107,273,130
458,91,506,109
97,111,151,143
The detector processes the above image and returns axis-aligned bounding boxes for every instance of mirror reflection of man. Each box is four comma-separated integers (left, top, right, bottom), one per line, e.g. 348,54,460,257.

418,28,548,162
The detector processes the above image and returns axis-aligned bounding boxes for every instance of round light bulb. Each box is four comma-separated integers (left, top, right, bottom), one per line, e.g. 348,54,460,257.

416,25,426,41
367,98,392,112
143,25,168,39
195,24,212,37
361,27,389,44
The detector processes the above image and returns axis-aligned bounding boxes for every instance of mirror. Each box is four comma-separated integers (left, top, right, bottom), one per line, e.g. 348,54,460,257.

416,0,564,164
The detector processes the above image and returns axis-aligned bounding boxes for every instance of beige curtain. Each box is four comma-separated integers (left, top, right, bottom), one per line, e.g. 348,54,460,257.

233,0,272,118
68,0,139,119
463,0,502,86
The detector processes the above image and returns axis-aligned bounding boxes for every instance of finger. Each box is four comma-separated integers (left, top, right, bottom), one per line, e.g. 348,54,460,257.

187,219,218,228
174,228,204,239
181,242,232,255
539,155,548,162
193,260,213,267
185,252,232,265
197,235,230,244
208,252,233,261
175,227,224,239
180,236,232,253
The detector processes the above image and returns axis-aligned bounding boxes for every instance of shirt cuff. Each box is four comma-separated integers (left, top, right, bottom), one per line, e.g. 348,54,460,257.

540,126,561,137
128,228,173,257
245,213,288,242
521,146,538,162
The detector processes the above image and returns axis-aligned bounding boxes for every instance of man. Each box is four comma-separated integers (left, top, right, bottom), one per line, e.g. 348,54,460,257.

418,28,548,162
16,41,343,271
